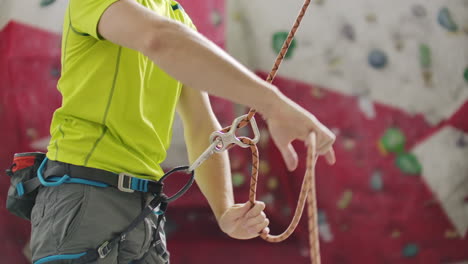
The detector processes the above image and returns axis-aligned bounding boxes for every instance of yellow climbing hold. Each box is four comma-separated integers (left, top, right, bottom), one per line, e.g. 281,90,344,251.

337,190,353,209
259,160,271,175
445,230,459,239
391,230,401,238
267,177,279,191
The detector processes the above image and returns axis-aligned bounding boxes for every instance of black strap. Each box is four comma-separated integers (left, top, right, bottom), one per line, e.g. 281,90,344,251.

71,194,169,264
46,160,164,194
20,160,164,195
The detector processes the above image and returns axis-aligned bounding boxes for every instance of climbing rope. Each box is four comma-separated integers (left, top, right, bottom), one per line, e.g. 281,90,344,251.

188,1,321,263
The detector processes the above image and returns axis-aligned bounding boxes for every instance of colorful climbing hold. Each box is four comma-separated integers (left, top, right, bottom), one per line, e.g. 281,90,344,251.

396,153,422,175
402,243,419,258
365,13,377,23
438,7,458,32
368,49,388,69
210,9,223,27
311,86,325,98
317,210,327,225
370,170,384,191
26,128,39,140
391,229,401,238
445,230,459,239
260,193,275,205
318,221,334,242
281,206,292,217
267,177,278,191
40,0,56,7
315,0,325,5
272,32,297,59
412,4,427,17
50,67,60,78
380,127,406,153
259,129,270,148
341,23,356,41
377,140,389,156
343,137,356,151
337,190,353,209
419,44,431,68
358,96,376,119
259,160,271,175
422,70,433,87
464,67,468,83
232,172,245,187
458,135,467,148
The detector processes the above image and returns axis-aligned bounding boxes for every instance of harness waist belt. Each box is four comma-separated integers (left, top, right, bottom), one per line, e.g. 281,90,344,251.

45,160,163,194
21,159,163,195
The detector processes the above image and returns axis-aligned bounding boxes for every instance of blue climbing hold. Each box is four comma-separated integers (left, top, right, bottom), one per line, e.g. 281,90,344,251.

370,170,383,191
438,7,458,32
40,0,56,7
368,49,388,69
402,243,419,258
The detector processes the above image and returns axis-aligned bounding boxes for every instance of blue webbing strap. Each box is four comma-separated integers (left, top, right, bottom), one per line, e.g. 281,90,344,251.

33,252,87,264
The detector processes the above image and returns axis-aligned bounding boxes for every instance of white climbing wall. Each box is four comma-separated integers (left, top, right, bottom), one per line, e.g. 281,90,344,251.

227,0,468,124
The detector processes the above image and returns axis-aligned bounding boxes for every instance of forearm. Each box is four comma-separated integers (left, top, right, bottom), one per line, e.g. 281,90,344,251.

184,123,234,221
143,20,281,116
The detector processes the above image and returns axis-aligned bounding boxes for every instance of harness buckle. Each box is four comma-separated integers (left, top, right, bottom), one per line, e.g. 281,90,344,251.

118,173,134,193
97,241,112,258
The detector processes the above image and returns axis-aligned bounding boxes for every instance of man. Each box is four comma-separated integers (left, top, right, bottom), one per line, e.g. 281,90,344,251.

30,0,336,263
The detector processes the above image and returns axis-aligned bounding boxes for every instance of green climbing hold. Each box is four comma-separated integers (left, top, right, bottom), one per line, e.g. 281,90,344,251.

272,32,297,59
40,0,56,7
396,153,422,175
380,128,406,153
438,7,458,32
464,67,468,83
419,44,431,68
232,173,245,187
402,243,419,257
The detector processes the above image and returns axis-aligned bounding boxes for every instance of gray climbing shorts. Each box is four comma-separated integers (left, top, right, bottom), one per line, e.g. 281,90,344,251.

30,183,169,264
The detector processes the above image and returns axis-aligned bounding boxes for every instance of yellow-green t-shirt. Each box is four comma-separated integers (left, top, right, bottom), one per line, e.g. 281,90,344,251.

47,0,195,180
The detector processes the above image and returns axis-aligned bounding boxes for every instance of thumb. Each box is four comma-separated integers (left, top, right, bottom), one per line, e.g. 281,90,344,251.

279,143,299,171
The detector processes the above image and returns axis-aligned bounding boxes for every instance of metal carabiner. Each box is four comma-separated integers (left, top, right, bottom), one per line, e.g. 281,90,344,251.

187,139,220,172
209,114,261,152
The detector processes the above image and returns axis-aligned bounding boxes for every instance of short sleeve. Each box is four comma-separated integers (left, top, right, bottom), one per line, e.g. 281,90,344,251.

170,1,197,31
68,0,119,40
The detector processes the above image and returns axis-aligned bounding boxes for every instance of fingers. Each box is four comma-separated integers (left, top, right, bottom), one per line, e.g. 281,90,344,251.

247,216,270,234
245,201,265,218
306,125,336,164
279,143,299,171
325,148,336,165
244,202,269,234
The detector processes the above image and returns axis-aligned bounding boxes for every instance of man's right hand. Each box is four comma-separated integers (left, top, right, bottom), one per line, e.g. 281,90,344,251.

263,91,336,171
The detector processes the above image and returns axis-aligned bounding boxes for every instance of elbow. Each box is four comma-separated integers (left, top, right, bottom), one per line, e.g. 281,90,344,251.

140,20,179,59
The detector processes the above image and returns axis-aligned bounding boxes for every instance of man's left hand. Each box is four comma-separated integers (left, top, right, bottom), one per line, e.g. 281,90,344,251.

218,201,270,240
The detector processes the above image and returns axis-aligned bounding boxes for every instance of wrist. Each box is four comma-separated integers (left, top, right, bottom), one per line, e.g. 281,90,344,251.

257,85,285,120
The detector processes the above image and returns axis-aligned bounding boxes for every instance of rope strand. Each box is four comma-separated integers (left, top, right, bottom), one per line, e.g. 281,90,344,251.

221,1,319,263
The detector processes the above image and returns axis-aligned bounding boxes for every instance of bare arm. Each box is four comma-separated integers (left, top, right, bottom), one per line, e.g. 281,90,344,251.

98,0,279,115
98,0,335,171
177,85,270,239
176,85,233,221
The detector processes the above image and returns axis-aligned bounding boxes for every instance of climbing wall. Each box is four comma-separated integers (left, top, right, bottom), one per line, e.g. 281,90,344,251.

0,1,66,263
227,0,468,263
2,0,468,264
